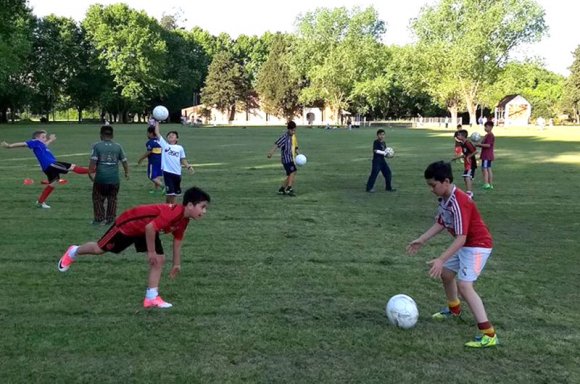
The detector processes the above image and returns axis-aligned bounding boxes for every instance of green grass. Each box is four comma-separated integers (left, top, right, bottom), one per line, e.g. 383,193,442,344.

0,123,579,383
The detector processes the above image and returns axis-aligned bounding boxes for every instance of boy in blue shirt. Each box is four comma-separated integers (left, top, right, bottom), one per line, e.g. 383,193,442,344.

137,126,163,193
2,130,90,208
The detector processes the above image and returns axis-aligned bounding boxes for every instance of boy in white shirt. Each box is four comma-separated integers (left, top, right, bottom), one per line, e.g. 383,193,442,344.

154,121,195,204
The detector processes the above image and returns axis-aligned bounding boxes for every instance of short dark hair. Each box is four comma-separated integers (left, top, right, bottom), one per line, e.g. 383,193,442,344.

32,130,47,138
182,186,211,205
166,131,179,139
424,161,453,183
100,125,114,137
484,121,494,128
457,129,468,138
147,126,156,134
376,129,385,135
287,121,296,130
456,124,462,129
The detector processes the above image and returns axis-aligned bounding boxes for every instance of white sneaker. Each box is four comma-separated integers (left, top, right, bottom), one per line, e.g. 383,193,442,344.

36,201,51,208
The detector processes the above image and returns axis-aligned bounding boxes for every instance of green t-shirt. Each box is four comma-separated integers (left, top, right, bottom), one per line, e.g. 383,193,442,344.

90,140,127,184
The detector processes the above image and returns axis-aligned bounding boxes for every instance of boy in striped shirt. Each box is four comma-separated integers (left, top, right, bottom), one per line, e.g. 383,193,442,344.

267,121,299,196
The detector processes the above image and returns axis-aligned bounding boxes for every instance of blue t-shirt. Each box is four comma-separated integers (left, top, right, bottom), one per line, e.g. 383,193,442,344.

26,140,56,170
146,138,162,166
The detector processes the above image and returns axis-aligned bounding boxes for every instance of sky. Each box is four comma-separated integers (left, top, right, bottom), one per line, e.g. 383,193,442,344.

27,0,579,76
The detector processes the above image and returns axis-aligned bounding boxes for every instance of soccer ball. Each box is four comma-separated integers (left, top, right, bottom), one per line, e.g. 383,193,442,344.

152,105,169,121
385,294,419,329
384,147,395,158
295,154,307,166
470,132,481,142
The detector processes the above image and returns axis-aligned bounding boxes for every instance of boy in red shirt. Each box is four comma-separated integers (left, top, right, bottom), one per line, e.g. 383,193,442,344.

58,186,210,309
407,161,497,348
476,121,495,190
453,129,478,198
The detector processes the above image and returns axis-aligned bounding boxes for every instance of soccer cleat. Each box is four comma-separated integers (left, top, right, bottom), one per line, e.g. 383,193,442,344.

277,187,286,195
465,334,498,348
432,308,461,320
36,201,51,209
366,189,376,193
286,189,296,197
482,183,491,190
58,245,77,272
143,296,173,309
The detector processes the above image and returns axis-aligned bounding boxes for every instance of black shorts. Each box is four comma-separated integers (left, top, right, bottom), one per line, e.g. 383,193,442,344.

44,161,72,183
283,162,297,176
163,171,182,196
97,225,164,254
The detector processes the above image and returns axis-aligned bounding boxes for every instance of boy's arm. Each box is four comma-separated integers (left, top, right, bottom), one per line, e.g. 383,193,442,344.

180,157,194,174
169,238,182,279
88,159,97,182
406,222,445,255
267,144,278,158
1,141,27,148
427,235,466,278
137,150,152,165
122,159,129,180
45,134,56,146
145,223,160,265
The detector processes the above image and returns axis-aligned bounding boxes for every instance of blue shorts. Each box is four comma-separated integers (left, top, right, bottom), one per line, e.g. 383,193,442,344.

148,163,162,180
163,171,182,196
481,160,492,169
283,162,297,176
443,247,492,282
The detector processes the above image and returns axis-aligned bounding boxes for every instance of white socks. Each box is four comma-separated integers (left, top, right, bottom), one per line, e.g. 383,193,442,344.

145,287,159,299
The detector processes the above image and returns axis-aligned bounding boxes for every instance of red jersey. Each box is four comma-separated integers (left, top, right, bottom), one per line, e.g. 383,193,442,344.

436,186,493,248
461,140,478,170
115,204,189,240
480,133,495,161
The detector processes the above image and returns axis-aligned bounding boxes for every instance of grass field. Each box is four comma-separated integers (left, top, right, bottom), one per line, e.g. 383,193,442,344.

0,123,579,383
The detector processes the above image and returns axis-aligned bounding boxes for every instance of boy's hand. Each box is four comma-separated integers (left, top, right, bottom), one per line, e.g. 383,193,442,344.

187,165,195,174
406,239,423,255
169,265,181,279
427,258,444,278
267,152,272,158
148,252,159,266
49,134,56,141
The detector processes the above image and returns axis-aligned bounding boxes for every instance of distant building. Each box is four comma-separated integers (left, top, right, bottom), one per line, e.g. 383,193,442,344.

494,95,531,126
180,102,349,126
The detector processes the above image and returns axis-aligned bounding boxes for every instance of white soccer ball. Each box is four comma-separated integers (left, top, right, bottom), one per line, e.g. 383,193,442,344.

295,154,307,166
152,105,169,121
385,294,419,329
470,132,481,142
384,147,395,158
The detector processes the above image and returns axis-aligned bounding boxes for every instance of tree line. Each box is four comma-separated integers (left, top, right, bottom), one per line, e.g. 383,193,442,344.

1,0,579,125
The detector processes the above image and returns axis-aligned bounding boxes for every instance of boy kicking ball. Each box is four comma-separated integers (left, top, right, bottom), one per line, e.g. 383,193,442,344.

58,186,210,309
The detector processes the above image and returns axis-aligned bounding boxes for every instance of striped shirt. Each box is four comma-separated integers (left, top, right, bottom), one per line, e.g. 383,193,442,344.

274,132,297,164
436,186,493,248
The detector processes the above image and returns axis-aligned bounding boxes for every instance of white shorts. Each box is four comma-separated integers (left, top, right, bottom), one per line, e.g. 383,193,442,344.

443,247,492,282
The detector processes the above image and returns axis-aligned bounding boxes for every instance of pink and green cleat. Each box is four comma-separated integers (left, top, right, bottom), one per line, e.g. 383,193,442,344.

143,296,173,309
58,245,77,272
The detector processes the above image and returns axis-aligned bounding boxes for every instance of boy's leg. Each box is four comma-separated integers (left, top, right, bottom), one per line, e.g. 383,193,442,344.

92,183,106,222
432,268,462,319
285,171,297,196
366,162,380,191
37,182,56,207
58,241,104,272
70,164,89,174
380,161,394,191
105,184,120,223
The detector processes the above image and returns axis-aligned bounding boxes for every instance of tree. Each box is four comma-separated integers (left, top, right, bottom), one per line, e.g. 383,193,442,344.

255,33,302,120
481,60,564,119
563,46,580,123
200,51,250,121
293,6,386,123
412,0,547,124
83,3,171,122
0,0,34,123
